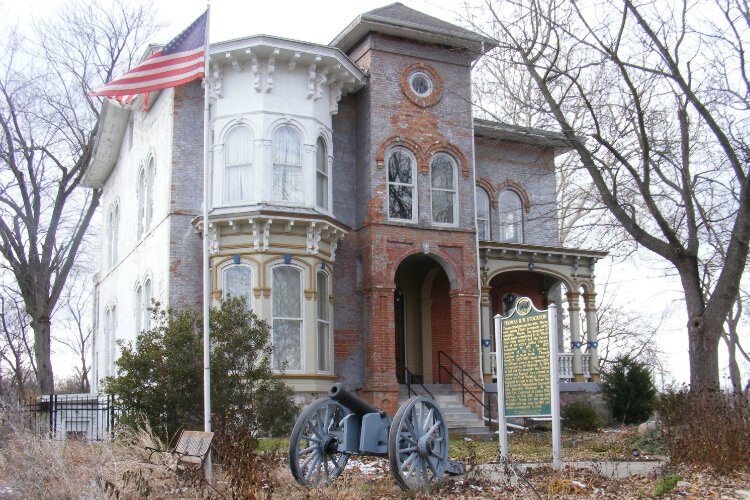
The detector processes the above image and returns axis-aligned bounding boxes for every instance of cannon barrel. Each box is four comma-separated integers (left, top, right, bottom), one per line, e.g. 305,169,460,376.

328,383,381,417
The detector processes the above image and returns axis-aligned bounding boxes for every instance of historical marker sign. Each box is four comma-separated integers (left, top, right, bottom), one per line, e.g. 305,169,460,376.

495,296,562,468
501,299,551,416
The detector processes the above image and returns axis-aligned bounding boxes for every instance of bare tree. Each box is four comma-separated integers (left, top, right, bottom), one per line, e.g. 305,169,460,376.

0,1,159,393
54,276,92,394
471,0,750,389
0,286,36,400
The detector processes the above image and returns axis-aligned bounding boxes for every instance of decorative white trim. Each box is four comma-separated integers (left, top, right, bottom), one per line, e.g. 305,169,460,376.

288,52,300,71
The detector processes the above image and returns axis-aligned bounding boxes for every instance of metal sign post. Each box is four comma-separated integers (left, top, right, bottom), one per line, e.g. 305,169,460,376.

549,303,561,468
494,313,508,460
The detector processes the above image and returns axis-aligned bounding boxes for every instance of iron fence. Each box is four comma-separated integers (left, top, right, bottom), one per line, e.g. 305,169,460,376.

14,394,118,441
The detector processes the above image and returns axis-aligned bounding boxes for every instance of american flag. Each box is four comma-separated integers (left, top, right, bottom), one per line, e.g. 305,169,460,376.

91,11,208,106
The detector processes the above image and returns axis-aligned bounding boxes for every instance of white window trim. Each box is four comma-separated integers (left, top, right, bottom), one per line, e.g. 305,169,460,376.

429,153,459,227
386,147,418,223
316,270,333,374
270,263,305,373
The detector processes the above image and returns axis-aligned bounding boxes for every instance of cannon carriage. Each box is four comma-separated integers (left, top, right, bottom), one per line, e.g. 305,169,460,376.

288,383,465,491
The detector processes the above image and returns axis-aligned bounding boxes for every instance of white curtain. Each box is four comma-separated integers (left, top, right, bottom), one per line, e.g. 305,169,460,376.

223,126,254,203
272,266,302,370
273,126,302,202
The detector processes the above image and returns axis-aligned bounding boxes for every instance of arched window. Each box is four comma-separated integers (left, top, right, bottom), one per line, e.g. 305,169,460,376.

223,264,252,310
499,190,523,243
476,187,490,240
107,204,119,269
430,153,457,225
387,148,417,221
317,271,331,372
224,125,254,203
272,265,303,371
104,305,117,377
316,137,329,210
137,158,153,239
135,278,152,334
272,126,302,203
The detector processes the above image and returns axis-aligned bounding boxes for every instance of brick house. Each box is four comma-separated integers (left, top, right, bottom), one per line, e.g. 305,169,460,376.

83,3,605,421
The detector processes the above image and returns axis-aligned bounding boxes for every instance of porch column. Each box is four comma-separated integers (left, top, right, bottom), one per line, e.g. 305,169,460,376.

361,286,398,415
480,287,492,381
566,291,584,382
583,291,600,382
449,290,482,415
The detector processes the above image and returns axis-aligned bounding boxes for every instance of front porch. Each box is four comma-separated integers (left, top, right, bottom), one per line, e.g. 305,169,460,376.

478,242,608,384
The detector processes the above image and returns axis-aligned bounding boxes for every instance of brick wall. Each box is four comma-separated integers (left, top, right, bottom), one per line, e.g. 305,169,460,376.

430,271,451,382
169,82,204,310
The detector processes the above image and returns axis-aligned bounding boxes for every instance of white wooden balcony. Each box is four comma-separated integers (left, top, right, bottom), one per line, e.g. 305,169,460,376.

489,352,592,382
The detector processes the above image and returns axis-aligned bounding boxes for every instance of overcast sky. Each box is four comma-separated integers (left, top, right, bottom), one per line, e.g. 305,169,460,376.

8,0,732,387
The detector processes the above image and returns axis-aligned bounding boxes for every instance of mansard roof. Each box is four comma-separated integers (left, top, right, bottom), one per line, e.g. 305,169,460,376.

332,2,496,57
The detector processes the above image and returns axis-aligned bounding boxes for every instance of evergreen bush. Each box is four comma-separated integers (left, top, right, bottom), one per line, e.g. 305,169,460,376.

561,401,602,431
105,298,298,441
600,355,656,425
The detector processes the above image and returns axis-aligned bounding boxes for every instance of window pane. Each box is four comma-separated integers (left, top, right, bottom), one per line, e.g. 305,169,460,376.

224,266,252,307
432,191,454,224
135,286,142,333
317,172,328,209
431,155,454,189
476,188,490,240
317,272,328,320
316,139,326,174
224,164,253,202
317,322,330,372
499,190,523,242
273,126,301,165
138,169,146,238
143,279,152,330
273,266,301,317
389,185,413,219
272,319,301,370
273,165,302,202
388,150,413,184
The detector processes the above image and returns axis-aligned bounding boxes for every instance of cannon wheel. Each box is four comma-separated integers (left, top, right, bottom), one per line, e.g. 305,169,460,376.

388,396,449,491
288,398,351,487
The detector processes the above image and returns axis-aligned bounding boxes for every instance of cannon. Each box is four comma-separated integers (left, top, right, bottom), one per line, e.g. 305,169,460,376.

288,383,464,491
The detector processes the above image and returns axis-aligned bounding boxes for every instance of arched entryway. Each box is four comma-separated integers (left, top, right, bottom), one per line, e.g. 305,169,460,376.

394,254,454,384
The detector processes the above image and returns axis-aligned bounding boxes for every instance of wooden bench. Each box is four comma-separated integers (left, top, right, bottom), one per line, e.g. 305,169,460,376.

147,430,214,476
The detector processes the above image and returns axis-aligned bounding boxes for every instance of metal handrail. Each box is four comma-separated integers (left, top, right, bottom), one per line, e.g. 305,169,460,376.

395,357,435,400
437,351,494,428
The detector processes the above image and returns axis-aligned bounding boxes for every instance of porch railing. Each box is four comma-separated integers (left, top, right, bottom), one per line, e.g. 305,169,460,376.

489,352,591,382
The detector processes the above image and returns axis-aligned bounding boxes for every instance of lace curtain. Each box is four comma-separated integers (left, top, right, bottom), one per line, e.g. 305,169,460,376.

272,266,302,370
223,265,252,308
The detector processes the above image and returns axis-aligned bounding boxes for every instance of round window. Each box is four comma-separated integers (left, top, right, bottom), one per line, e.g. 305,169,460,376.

409,72,433,97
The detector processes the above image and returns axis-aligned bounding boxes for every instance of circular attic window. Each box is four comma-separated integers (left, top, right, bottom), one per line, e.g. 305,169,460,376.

409,72,433,97
400,63,443,107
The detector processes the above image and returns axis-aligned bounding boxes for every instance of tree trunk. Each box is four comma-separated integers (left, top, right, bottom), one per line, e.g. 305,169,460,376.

687,314,722,390
32,316,54,394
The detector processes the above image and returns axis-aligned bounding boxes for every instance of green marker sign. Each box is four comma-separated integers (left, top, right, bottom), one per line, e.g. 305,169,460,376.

501,297,551,417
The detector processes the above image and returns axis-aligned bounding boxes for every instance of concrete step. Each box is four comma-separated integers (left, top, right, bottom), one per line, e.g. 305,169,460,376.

397,384,492,437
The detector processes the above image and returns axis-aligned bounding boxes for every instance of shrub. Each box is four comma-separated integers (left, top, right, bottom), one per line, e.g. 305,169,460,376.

600,356,656,424
659,386,750,472
561,401,602,431
653,474,683,497
105,298,298,441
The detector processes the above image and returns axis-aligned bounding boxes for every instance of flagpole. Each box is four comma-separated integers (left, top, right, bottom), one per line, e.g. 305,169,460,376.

201,2,212,484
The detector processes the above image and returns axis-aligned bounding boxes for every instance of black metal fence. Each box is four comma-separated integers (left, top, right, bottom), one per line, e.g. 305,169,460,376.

15,394,118,441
